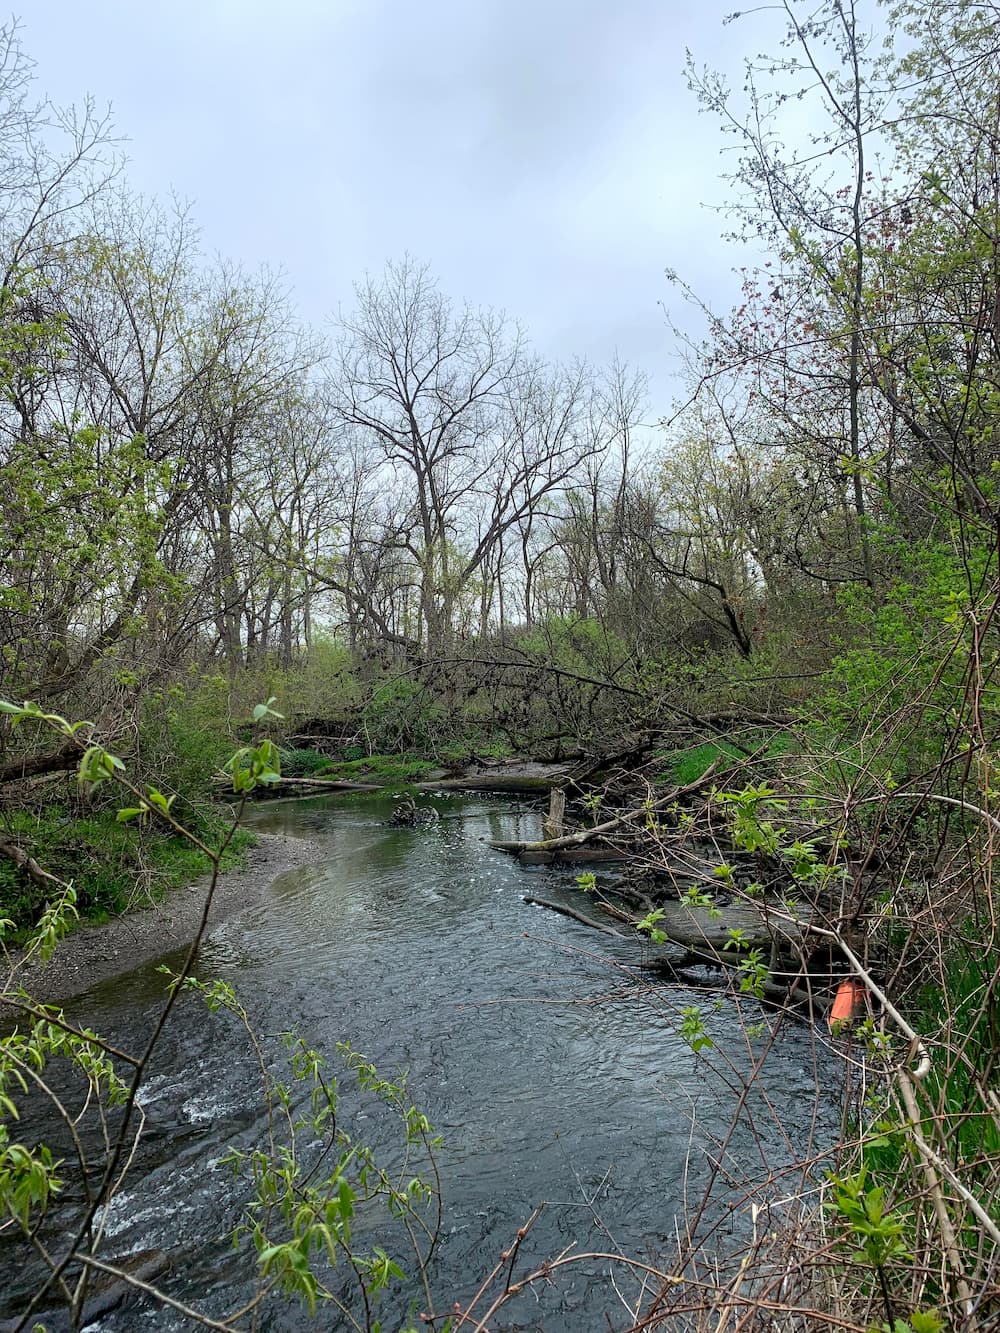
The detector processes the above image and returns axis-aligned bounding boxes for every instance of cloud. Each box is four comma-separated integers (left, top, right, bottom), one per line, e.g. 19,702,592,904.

24,0,768,407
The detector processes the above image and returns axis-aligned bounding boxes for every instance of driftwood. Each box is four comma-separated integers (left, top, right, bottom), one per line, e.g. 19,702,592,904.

487,760,720,856
516,847,629,866
415,771,570,793
542,788,566,839
388,797,440,826
523,895,626,937
212,774,382,793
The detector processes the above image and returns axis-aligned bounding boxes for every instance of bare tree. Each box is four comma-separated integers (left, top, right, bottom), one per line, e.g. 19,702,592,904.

330,258,610,655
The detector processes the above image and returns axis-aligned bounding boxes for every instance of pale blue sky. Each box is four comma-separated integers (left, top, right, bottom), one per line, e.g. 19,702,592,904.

23,1,827,415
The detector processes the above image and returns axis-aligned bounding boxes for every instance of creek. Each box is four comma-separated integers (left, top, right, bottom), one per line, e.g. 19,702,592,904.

4,793,839,1331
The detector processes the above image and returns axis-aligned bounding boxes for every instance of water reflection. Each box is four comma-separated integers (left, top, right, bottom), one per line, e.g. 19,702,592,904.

3,793,837,1331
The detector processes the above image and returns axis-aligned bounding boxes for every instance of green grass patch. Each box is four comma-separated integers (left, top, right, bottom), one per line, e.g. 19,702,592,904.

657,740,744,785
657,731,795,786
278,746,335,778
315,753,434,787
0,803,254,942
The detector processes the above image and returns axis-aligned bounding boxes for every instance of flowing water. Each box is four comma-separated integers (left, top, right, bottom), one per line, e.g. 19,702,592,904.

3,793,838,1331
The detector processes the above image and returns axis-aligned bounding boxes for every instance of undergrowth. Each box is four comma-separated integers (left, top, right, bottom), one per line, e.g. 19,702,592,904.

0,800,252,939
311,752,435,786
657,731,795,785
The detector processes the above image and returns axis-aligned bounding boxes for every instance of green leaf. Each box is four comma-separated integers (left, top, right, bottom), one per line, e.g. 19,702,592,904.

908,1313,945,1333
145,787,175,815
252,696,284,722
78,745,125,788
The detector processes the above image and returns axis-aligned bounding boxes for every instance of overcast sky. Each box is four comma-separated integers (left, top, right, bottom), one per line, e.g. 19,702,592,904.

24,1,791,416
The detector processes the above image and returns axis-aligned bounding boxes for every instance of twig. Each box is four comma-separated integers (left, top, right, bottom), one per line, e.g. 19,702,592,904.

488,760,720,855
77,1254,246,1331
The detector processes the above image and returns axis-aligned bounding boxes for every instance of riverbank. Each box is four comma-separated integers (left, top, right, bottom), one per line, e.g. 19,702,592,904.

2,828,322,1012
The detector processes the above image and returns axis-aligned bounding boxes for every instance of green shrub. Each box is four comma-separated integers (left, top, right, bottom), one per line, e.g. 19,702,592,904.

278,747,331,778
814,532,997,784
317,754,433,787
362,676,447,752
140,673,235,796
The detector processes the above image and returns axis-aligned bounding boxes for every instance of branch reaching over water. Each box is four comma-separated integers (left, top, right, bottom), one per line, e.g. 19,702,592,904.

487,760,720,855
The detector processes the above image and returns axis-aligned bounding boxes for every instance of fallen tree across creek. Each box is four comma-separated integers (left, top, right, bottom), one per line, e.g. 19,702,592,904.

485,760,720,856
523,890,820,1010
524,891,806,963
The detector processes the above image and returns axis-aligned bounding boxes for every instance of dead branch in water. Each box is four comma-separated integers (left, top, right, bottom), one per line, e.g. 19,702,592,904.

486,760,720,855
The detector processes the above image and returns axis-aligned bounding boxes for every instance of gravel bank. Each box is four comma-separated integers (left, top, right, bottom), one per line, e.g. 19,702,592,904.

2,830,322,1013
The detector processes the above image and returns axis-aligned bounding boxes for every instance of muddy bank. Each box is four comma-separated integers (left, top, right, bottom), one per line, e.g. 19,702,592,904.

2,830,321,1013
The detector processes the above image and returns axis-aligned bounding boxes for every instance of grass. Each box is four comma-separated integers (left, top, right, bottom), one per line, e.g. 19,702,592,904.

658,740,743,786
278,746,338,778
0,801,254,941
657,731,796,786
282,748,436,788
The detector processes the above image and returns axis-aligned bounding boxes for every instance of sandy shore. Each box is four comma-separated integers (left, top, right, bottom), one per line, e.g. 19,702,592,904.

2,830,323,1012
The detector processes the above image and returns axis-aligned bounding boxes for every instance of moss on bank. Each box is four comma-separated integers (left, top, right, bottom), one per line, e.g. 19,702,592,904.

655,731,795,786
0,802,253,941
279,747,435,787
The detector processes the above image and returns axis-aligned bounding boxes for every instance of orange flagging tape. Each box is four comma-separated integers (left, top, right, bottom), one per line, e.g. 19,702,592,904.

829,977,868,1028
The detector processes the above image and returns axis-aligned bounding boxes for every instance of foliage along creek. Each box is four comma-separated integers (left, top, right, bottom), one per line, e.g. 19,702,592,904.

6,0,1000,1326
1,791,838,1331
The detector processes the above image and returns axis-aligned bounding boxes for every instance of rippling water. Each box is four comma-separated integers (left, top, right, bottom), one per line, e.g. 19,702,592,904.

3,793,839,1331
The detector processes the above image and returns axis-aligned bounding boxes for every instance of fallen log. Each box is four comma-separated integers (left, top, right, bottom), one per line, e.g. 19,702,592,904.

525,892,812,991
0,1250,173,1333
522,895,626,937
211,765,572,797
487,760,721,856
212,774,382,793
415,770,570,793
0,839,71,892
0,739,80,785
516,847,630,866
564,732,657,786
619,898,805,955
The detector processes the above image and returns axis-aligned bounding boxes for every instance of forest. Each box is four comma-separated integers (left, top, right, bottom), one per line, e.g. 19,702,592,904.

3,0,1000,1329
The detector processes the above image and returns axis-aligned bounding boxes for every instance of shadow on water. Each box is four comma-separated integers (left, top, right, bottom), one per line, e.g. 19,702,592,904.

2,793,840,1331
